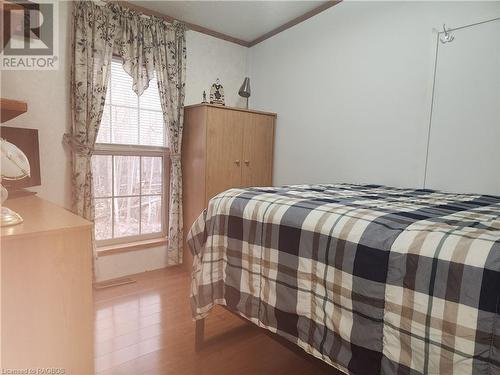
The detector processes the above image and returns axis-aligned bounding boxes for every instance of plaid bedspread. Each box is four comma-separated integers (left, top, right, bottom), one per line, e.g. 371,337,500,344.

188,184,500,375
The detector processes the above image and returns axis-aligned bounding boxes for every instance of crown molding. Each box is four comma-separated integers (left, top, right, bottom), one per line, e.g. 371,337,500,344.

115,1,342,48
113,1,250,47
248,1,341,47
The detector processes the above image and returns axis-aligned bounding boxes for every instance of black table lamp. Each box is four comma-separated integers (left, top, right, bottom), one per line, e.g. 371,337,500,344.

238,77,251,109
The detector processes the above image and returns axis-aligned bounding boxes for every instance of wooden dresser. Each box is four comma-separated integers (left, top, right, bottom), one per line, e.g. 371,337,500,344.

182,104,276,268
1,196,94,374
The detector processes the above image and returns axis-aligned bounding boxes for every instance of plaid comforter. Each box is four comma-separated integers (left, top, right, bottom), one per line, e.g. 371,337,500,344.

188,184,500,375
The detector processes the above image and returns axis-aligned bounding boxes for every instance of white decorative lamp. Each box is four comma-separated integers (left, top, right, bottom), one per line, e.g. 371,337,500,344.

1,137,30,226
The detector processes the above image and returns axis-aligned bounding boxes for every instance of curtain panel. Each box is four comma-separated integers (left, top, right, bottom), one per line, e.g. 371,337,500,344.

65,1,186,266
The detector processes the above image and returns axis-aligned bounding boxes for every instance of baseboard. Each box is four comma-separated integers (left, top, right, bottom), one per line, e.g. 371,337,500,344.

93,277,136,289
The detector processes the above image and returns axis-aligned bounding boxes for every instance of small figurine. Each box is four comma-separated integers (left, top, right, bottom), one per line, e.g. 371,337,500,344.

202,90,208,104
209,78,225,106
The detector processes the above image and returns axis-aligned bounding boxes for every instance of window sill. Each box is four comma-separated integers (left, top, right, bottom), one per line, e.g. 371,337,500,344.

97,237,168,257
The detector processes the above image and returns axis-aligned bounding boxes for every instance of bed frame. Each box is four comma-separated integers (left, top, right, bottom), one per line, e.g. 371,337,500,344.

194,306,343,374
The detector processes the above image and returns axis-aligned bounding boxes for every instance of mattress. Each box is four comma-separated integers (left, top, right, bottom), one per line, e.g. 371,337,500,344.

188,184,500,374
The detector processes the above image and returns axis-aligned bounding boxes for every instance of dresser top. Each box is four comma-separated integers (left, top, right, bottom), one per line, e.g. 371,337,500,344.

184,103,277,117
1,196,91,240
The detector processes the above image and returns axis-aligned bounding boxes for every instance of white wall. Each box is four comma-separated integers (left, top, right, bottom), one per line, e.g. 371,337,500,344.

424,18,500,195
249,1,500,189
94,31,248,281
1,3,249,210
6,0,498,280
0,2,249,281
186,30,248,108
1,1,72,208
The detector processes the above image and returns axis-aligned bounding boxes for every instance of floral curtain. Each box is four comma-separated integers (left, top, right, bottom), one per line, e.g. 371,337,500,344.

152,22,186,265
65,1,117,221
65,1,186,266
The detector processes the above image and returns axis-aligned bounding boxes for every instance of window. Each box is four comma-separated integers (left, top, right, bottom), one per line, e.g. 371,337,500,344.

92,60,168,246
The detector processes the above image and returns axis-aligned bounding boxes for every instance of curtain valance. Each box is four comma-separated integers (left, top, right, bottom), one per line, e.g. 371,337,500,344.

73,1,185,96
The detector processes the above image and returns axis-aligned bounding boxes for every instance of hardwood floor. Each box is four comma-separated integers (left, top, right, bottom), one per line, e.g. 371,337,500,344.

94,267,333,375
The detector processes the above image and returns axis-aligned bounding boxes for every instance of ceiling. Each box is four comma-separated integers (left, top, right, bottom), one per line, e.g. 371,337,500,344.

128,1,330,44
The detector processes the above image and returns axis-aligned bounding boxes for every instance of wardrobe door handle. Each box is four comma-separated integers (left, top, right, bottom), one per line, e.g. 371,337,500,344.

244,160,250,165
235,160,240,165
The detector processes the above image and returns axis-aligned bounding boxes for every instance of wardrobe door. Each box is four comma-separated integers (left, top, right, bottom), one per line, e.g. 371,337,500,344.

206,108,244,200
242,114,274,187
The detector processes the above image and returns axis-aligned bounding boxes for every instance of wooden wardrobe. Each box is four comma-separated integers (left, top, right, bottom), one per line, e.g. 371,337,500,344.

182,104,276,268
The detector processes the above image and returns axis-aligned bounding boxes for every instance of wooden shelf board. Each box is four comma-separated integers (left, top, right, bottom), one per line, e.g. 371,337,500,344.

1,98,28,123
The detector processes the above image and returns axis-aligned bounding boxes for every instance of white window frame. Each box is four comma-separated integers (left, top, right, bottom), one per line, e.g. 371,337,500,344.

93,58,169,248
93,144,170,247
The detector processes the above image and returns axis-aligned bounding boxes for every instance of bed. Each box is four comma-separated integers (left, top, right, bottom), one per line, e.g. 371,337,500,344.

188,184,500,375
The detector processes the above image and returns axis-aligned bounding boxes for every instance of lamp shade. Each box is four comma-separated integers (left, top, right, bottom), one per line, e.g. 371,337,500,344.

238,77,251,98
0,138,30,180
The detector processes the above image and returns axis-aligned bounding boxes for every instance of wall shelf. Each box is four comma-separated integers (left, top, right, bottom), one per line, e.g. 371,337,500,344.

1,99,28,123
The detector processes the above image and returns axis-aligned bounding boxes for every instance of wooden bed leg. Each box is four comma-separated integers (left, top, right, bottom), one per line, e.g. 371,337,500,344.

195,318,205,352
